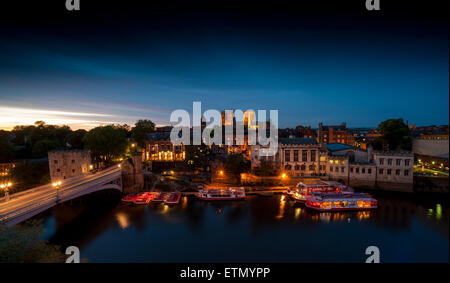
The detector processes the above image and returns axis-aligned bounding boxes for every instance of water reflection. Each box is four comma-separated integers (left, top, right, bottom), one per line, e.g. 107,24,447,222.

34,191,449,262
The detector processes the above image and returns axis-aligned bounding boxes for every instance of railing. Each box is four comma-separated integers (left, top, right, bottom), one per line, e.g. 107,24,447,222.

0,166,121,224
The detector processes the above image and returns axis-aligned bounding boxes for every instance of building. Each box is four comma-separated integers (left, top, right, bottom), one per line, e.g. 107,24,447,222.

251,137,327,177
48,150,92,182
145,130,185,162
317,122,355,145
325,143,414,191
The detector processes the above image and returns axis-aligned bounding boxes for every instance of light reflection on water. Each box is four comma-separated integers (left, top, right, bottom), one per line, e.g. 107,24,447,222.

37,193,449,263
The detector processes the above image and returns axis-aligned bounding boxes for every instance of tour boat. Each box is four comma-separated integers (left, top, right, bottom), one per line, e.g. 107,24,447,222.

121,193,138,202
165,192,181,204
196,188,245,200
291,182,351,203
305,192,377,211
151,192,168,202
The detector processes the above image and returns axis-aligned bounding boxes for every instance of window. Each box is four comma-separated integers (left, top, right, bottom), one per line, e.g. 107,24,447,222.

405,159,410,166
72,169,75,173
395,169,400,176
71,159,75,164
404,170,409,176
294,150,298,162
379,169,383,175
56,169,60,172
362,168,365,174
309,165,315,171
388,159,392,165
335,167,339,172
379,158,384,165
301,165,306,171
341,167,345,173
356,167,359,173
330,167,333,172
285,165,291,170
54,160,58,164
387,169,392,175
311,150,316,162
350,168,353,173
295,165,300,171
396,159,401,166
285,150,290,162
302,150,308,162
368,168,372,174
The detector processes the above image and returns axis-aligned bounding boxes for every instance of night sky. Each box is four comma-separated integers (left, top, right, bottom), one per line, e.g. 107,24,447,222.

0,0,448,130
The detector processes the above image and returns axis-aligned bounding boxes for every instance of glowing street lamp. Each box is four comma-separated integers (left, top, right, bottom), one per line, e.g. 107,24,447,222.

1,182,12,201
218,170,224,177
52,180,62,202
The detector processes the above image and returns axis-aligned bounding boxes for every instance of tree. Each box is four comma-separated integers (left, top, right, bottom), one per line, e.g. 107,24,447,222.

32,139,58,158
378,118,412,151
253,160,279,177
131,120,155,157
0,130,14,163
0,220,65,263
83,125,129,163
224,153,250,176
66,129,87,149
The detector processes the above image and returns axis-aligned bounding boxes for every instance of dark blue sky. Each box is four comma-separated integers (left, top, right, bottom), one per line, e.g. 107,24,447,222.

0,0,448,129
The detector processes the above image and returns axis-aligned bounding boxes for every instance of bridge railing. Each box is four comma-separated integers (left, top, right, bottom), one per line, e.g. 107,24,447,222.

0,166,121,224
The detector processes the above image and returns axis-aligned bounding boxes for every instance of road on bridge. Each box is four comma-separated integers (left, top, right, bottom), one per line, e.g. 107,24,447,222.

0,166,121,225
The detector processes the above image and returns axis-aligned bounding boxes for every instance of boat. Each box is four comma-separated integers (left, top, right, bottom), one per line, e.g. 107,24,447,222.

133,192,153,204
151,192,168,202
196,187,246,200
165,192,181,204
305,192,377,211
121,193,138,202
291,182,351,203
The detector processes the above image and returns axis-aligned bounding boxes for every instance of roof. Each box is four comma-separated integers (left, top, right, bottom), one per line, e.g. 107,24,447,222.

146,131,171,141
279,138,318,145
326,143,362,152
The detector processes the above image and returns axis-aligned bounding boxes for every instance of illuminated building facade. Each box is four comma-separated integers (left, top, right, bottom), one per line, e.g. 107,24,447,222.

145,130,185,162
48,150,92,182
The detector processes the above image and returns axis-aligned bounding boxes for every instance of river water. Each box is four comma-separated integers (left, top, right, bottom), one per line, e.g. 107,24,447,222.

35,191,449,263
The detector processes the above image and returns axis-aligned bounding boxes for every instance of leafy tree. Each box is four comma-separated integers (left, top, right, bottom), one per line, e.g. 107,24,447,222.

0,130,14,163
224,153,250,176
66,129,87,149
253,160,279,177
378,118,412,150
0,220,65,263
9,162,50,194
131,119,155,156
184,145,214,171
83,125,129,163
32,138,58,158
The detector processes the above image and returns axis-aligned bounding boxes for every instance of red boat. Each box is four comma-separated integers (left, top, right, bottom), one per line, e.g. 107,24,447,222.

121,193,138,202
151,192,168,202
196,188,245,200
133,192,154,204
165,192,181,204
305,192,377,211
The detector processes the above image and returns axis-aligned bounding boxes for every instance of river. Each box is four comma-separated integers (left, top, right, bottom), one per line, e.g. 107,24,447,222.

34,190,449,263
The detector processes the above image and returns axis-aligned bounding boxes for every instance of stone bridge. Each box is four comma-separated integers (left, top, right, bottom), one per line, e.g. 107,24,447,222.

0,166,122,226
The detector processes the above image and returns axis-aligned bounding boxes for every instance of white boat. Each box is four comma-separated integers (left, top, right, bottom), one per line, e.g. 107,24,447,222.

196,188,245,200
305,192,377,211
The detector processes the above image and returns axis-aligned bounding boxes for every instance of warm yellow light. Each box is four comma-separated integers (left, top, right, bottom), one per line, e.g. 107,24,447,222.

281,173,286,179
219,170,224,176
7,182,12,187
118,164,121,168
131,143,135,147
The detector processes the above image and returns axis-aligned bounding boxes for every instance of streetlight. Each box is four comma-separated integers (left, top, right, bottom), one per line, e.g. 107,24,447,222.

218,170,224,177
52,180,62,202
1,182,12,201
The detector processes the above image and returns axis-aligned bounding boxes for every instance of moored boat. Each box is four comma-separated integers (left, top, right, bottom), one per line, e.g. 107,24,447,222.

165,192,181,204
121,193,138,202
196,187,245,200
291,182,351,202
305,192,377,211
152,192,168,202
133,192,154,204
